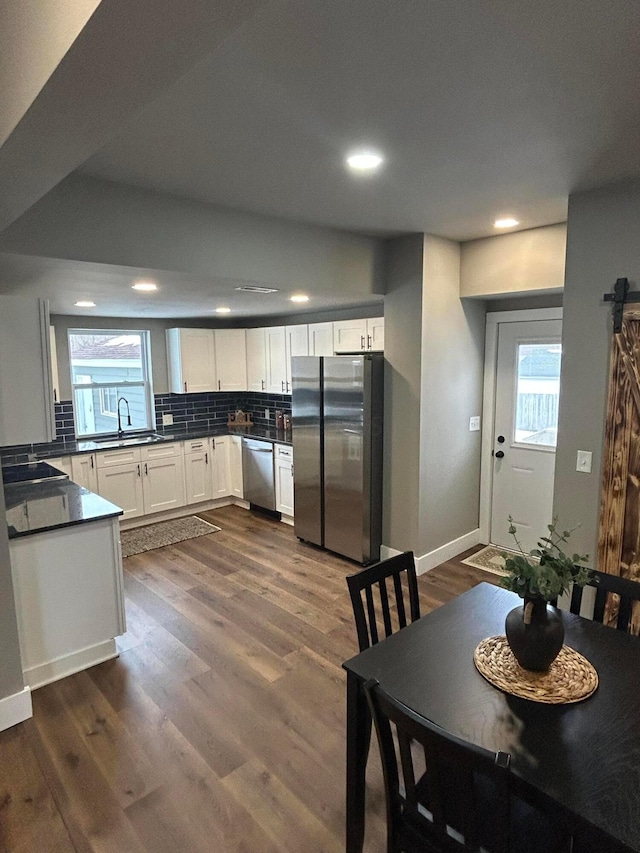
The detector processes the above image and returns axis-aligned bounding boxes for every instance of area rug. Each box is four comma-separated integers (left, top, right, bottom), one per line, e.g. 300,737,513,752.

461,544,517,576
120,516,220,558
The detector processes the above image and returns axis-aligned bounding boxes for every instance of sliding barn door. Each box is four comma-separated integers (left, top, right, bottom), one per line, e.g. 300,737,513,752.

598,310,640,632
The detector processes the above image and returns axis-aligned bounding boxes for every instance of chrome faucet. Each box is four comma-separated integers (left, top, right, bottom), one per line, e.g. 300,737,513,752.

117,397,131,438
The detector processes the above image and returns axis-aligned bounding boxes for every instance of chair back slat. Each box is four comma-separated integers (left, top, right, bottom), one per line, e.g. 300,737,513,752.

346,552,420,651
569,583,584,615
378,579,393,637
364,679,512,852
593,586,608,623
617,594,632,633
364,585,379,645
394,572,408,628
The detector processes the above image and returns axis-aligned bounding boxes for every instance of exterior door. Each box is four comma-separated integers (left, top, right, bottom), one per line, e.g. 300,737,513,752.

490,319,562,551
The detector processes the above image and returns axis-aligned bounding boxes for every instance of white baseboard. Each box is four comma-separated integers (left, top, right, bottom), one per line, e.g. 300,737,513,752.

280,514,294,527
0,686,32,732
23,639,118,691
380,545,402,560
416,528,483,575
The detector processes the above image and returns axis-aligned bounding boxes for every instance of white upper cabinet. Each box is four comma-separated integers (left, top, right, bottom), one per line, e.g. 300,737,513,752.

214,329,247,392
265,326,288,394
333,317,384,353
246,328,267,392
167,328,217,394
308,322,334,356
285,324,309,392
0,297,55,446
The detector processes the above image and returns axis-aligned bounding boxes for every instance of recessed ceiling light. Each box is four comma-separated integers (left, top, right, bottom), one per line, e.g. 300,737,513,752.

235,285,279,294
346,150,384,173
215,307,231,314
75,301,96,308
494,217,520,229
290,294,309,303
132,281,157,291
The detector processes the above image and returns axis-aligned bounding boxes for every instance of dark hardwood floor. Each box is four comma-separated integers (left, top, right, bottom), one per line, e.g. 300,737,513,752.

0,506,497,852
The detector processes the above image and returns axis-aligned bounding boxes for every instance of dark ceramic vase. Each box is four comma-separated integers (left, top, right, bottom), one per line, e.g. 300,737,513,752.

505,597,564,672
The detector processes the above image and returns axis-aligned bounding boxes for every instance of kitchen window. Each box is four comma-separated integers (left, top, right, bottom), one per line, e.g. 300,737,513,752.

68,330,154,438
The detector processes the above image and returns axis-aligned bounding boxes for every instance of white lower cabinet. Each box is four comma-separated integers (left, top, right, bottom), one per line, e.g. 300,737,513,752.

184,439,214,505
211,436,231,498
140,443,186,513
97,461,145,520
275,444,294,516
71,453,98,492
230,435,244,499
47,456,73,478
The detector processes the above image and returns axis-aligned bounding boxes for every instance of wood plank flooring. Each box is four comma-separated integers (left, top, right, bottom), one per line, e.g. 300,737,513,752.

0,506,498,853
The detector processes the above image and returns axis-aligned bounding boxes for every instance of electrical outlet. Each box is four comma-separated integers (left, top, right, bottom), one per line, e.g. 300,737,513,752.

162,413,174,426
469,416,481,432
264,408,270,420
576,450,592,473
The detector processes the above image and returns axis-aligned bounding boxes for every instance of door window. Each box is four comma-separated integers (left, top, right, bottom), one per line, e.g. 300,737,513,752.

515,342,561,448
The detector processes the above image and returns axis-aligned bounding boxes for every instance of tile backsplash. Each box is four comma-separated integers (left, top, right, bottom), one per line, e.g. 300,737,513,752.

0,392,292,465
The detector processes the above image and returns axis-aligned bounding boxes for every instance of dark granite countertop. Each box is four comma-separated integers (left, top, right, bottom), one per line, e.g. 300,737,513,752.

33,424,292,460
4,478,123,539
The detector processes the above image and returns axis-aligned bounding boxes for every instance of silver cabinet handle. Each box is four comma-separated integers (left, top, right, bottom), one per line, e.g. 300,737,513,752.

360,335,365,350
184,381,188,392
286,380,290,393
212,439,216,449
137,464,141,477
144,463,148,475
90,455,94,469
261,379,265,390
218,380,221,390
367,334,372,349
281,380,285,392
205,452,208,464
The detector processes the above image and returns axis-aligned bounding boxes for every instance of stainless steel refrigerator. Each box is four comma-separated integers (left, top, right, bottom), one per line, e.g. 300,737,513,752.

291,354,383,564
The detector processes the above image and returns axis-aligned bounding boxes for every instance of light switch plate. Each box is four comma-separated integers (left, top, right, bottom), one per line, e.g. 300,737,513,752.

162,413,174,426
469,416,481,432
576,450,592,473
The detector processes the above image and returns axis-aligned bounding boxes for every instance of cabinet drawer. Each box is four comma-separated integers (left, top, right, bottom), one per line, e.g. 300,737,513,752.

184,437,210,455
275,444,293,460
140,441,182,461
96,447,142,468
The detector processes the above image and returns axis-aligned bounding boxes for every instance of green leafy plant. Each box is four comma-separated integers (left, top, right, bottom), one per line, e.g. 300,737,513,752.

500,516,593,601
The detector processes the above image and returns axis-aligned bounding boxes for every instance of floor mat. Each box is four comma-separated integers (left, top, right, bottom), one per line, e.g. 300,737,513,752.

121,516,220,558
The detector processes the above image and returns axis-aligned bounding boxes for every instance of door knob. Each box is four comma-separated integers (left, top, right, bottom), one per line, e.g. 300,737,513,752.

497,435,505,443
495,450,505,459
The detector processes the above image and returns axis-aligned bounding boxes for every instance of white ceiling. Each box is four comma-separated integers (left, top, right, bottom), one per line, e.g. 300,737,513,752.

79,0,640,241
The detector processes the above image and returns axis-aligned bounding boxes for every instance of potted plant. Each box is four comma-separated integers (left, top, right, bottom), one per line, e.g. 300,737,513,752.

500,517,593,671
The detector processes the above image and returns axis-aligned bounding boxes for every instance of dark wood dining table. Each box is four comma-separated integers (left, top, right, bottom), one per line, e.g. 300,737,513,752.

343,582,640,853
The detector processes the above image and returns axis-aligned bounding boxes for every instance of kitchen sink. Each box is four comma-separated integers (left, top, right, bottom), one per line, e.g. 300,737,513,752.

93,433,167,449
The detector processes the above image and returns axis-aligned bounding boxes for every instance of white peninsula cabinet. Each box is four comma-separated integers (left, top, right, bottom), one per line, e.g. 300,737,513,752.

0,297,55,447
167,328,217,393
333,317,384,353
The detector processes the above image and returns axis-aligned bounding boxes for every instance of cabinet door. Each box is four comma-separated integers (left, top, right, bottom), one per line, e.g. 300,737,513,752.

246,328,267,392
97,462,144,519
50,325,60,404
211,436,231,498
275,457,294,516
71,453,98,492
265,327,287,394
167,328,216,393
184,448,213,505
333,319,367,353
284,325,309,393
0,297,55,446
142,455,186,514
308,322,334,357
366,317,385,351
215,329,247,392
229,436,244,499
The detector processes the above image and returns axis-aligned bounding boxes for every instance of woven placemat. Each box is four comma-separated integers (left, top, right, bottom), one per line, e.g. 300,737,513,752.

474,636,598,704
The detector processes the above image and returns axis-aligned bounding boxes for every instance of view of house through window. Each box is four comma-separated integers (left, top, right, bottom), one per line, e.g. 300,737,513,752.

68,330,154,438
515,342,561,447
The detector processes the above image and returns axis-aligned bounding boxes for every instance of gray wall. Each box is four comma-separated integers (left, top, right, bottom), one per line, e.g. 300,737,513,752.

0,174,385,299
0,483,25,702
419,236,486,555
553,180,640,562
382,235,424,553
461,223,567,298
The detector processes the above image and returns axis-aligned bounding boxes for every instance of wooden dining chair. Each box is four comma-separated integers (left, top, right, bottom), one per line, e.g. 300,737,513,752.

346,551,420,652
364,678,573,853
569,568,640,632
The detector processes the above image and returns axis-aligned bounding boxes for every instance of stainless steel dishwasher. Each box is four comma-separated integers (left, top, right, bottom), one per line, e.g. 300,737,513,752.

242,438,276,510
